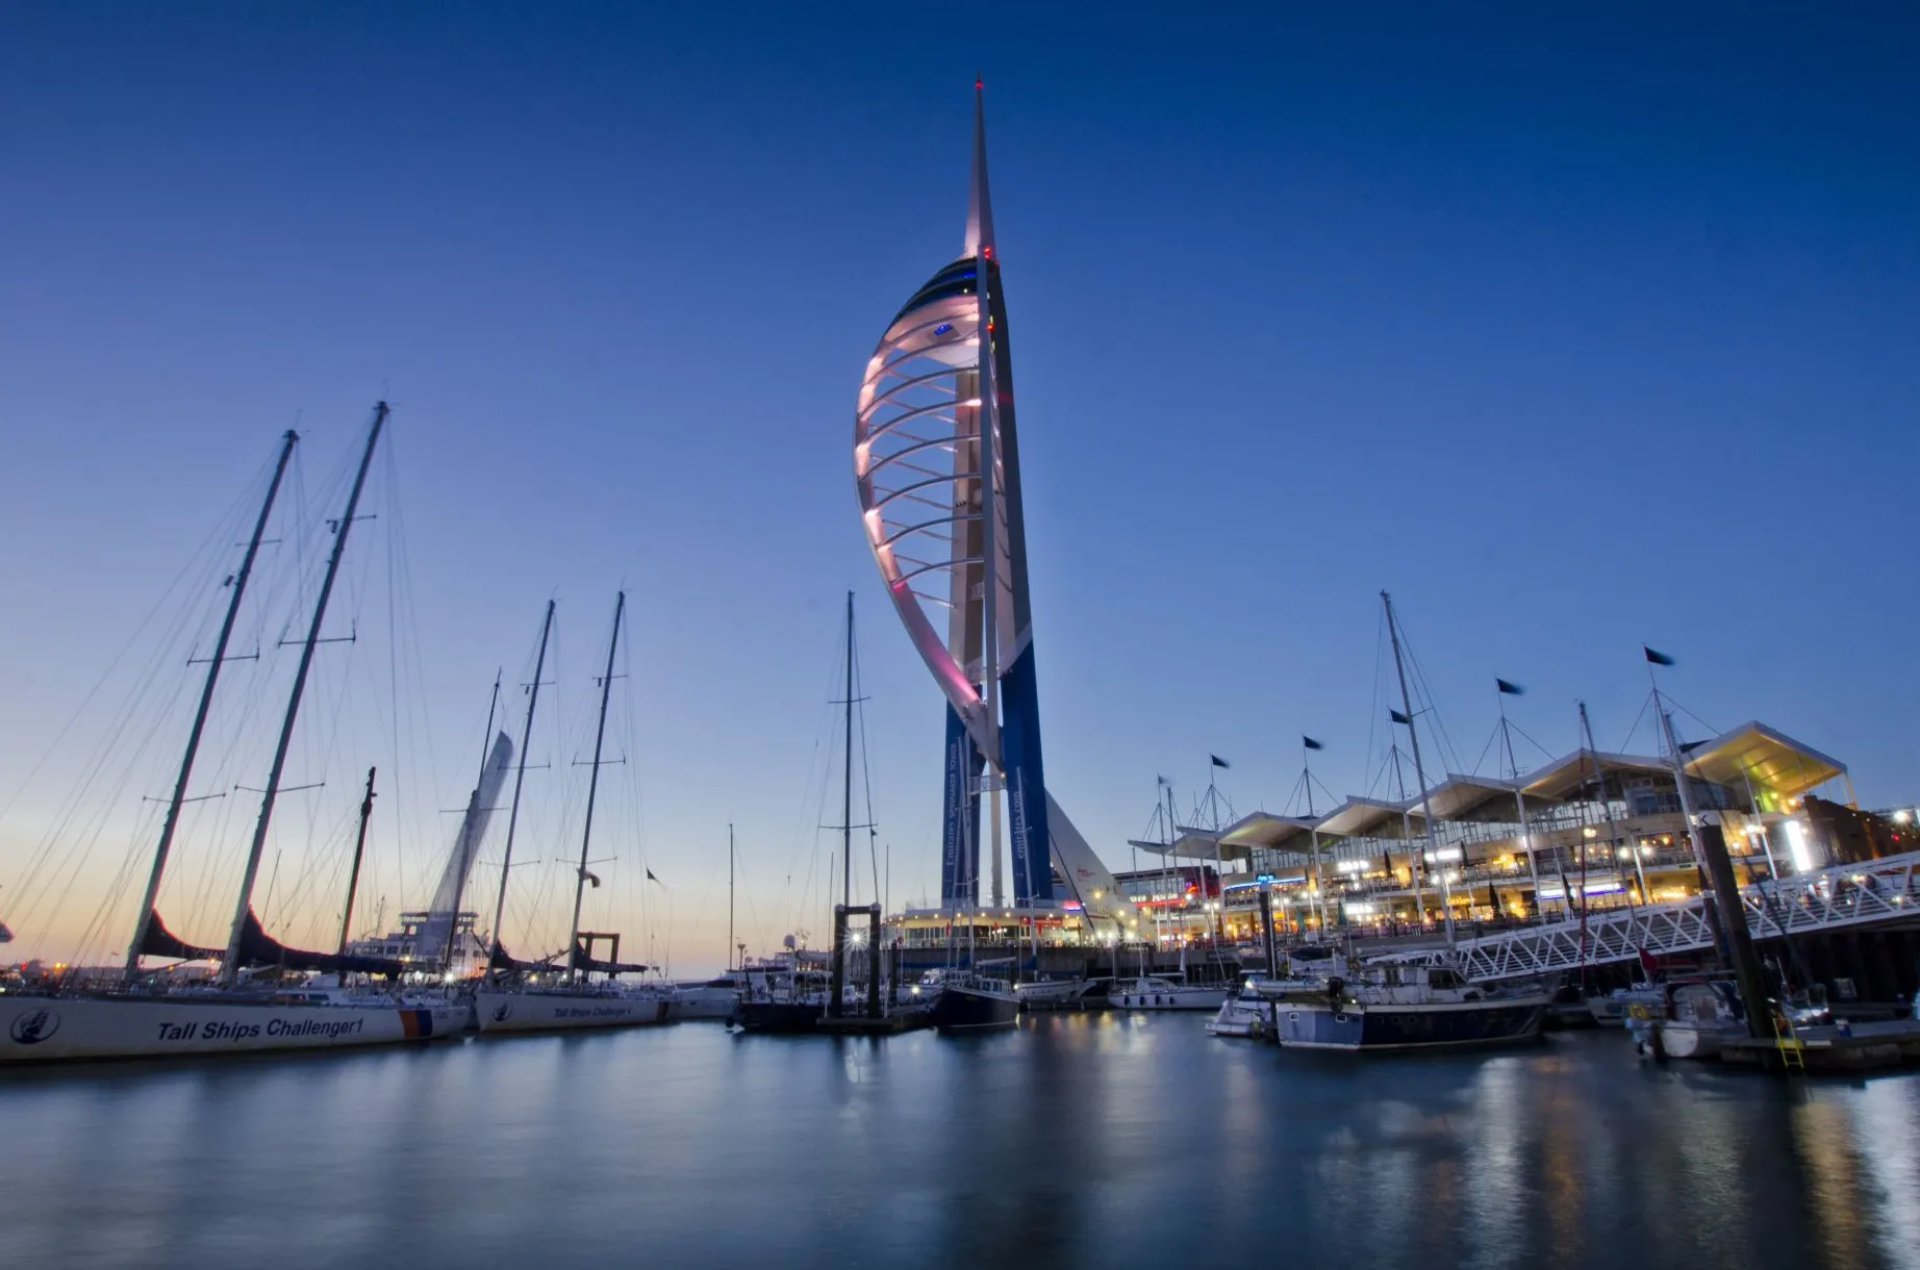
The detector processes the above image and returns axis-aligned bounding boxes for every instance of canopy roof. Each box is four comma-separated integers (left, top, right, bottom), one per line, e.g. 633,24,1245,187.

1680,720,1845,798
1146,719,1848,856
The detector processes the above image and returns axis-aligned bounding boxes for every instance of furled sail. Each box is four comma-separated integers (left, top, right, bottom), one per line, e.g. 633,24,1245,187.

237,910,403,977
412,731,515,965
569,942,649,976
139,909,223,961
487,942,552,975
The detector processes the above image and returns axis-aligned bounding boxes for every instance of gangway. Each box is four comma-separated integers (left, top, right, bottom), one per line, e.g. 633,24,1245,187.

1374,849,1920,983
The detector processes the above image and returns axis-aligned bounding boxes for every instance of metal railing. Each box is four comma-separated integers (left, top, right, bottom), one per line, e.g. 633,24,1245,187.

1372,848,1920,982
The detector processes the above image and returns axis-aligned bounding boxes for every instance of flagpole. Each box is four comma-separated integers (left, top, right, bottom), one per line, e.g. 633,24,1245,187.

1161,779,1177,951
1204,756,1226,947
1303,739,1330,935
1581,700,1647,913
1496,685,1543,922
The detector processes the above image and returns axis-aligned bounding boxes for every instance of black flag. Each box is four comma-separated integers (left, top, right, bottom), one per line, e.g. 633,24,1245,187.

1390,709,1411,725
1644,647,1675,667
1496,679,1524,696
1302,736,1323,751
1210,755,1231,770
646,868,663,885
1156,774,1172,788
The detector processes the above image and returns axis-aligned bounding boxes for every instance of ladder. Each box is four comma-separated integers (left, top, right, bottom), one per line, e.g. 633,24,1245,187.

1770,1003,1807,1073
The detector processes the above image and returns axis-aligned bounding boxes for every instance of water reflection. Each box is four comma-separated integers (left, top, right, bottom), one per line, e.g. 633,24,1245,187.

2,1021,1918,1269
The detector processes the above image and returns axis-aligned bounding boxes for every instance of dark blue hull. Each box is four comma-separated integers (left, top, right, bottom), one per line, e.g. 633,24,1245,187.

731,1000,824,1034
1276,998,1546,1051
929,985,1020,1032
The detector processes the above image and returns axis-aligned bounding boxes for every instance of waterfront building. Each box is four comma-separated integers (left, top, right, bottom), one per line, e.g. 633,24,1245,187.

1146,720,1863,938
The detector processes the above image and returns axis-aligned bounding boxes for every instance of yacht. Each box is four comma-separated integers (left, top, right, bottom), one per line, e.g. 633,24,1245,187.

1113,976,1230,1012
1206,979,1272,1039
1266,965,1548,1052
1626,979,1748,1059
928,971,1020,1032
1588,983,1664,1027
670,975,744,1021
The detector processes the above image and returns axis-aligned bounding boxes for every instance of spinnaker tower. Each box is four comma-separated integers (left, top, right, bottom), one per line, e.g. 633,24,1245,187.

854,84,1137,934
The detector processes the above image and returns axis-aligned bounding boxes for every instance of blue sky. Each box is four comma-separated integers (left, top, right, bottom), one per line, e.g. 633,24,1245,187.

2,4,1916,971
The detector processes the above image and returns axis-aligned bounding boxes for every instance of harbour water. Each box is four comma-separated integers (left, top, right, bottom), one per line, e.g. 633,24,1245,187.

4,1017,1918,1270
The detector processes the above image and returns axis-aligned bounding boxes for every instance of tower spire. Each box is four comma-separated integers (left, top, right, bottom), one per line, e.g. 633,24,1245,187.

963,77,995,258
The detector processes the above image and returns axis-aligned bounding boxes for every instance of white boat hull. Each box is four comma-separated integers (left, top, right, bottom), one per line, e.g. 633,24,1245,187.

472,990,672,1033
1206,997,1271,1038
1657,1022,1739,1060
668,986,740,1021
1114,985,1229,1011
1,995,465,1063
1015,980,1083,1005
1589,989,1661,1027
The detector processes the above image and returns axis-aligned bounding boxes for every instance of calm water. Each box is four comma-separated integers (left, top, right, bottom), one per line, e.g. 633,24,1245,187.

4,1017,1919,1270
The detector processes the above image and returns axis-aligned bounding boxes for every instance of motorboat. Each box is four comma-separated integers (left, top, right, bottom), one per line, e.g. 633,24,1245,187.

1267,966,1548,1052
669,975,744,1021
728,958,830,1034
1588,983,1664,1027
928,972,1020,1032
1206,980,1272,1039
1014,977,1086,1008
1627,980,1749,1060
1112,976,1229,1012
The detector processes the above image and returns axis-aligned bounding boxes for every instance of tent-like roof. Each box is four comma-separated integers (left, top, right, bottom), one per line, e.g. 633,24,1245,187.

1216,811,1320,852
1314,796,1422,840
1418,774,1522,821
1519,750,1671,802
1112,720,1847,867
1680,721,1846,799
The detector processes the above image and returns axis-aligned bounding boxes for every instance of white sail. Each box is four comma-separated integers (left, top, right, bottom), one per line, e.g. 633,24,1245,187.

412,731,514,967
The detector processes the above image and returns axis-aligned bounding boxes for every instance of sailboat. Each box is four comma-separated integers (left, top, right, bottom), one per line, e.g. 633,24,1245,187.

2,409,469,1064
928,665,1018,1034
664,825,747,1021
1267,593,1546,1053
472,593,672,1035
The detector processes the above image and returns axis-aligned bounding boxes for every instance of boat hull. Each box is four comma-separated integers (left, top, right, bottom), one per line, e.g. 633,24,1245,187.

1015,979,1083,1007
1114,985,1229,1011
1589,989,1661,1027
1205,999,1267,1037
1658,1022,1740,1060
669,986,741,1021
472,990,672,1034
1,996,464,1063
1206,997,1271,1039
730,1000,825,1034
1275,997,1547,1052
929,985,1020,1032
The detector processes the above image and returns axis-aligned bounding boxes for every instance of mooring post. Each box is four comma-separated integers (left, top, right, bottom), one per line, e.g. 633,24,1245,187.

1696,814,1774,1040
865,904,882,1018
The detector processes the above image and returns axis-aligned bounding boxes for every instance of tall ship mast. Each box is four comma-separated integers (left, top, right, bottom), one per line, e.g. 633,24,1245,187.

6,406,471,1064
472,593,673,1034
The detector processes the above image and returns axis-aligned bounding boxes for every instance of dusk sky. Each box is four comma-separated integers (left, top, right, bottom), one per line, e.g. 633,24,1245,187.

3,4,1916,973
